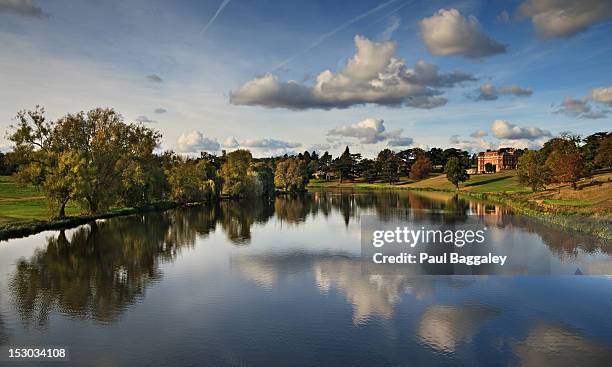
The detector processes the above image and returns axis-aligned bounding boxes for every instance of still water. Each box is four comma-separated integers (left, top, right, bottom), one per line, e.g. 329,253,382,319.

0,190,611,366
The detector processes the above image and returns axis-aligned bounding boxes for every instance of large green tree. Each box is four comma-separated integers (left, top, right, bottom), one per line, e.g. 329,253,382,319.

167,158,219,204
9,106,162,216
359,158,379,183
377,149,399,184
248,162,275,197
317,151,333,180
517,150,549,192
52,108,161,212
219,149,253,198
274,158,307,192
9,106,80,218
594,134,612,169
444,157,469,189
334,146,360,183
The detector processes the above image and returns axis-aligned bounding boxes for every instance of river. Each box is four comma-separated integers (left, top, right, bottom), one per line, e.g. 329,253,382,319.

0,190,611,366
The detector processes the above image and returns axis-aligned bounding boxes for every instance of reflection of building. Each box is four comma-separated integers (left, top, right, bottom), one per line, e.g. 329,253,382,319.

477,149,518,173
469,201,508,227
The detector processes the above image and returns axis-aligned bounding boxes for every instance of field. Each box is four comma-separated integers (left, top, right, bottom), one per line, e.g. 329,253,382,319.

0,175,82,224
309,171,529,193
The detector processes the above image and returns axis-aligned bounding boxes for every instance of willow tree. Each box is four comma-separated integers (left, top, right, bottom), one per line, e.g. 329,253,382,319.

219,149,253,198
9,106,80,218
9,106,162,216
274,158,307,192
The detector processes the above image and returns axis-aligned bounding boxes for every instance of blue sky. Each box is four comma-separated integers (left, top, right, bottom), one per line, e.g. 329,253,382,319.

1,0,611,157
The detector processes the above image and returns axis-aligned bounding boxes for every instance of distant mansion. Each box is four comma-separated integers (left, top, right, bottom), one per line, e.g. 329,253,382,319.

477,148,518,173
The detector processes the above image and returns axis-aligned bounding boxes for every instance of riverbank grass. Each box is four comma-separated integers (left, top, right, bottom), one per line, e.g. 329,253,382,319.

0,175,83,223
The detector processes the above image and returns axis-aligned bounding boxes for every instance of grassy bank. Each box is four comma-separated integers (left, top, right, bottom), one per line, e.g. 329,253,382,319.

0,175,83,223
308,171,612,240
0,202,182,241
0,175,204,241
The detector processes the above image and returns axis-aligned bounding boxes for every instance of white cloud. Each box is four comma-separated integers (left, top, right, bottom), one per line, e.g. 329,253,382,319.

519,0,612,39
176,130,220,153
230,36,474,110
448,136,494,153
491,119,551,140
153,107,167,114
470,130,488,138
555,86,612,119
379,15,401,41
419,9,506,58
239,138,301,149
474,83,533,101
0,0,46,18
327,118,412,147
555,96,607,119
135,115,156,123
222,136,239,148
591,86,612,106
497,138,548,150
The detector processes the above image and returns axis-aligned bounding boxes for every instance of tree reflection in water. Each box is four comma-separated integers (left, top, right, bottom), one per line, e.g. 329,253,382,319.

9,191,607,327
9,212,194,326
219,199,274,244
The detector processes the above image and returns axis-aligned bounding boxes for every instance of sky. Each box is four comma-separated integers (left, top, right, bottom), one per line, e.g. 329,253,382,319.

0,0,611,158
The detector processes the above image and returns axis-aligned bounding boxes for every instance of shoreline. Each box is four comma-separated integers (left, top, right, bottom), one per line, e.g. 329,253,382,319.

0,201,202,242
1,185,610,242
308,182,612,241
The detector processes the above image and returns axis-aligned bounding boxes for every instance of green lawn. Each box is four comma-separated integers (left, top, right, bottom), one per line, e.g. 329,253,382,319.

461,173,531,193
308,171,532,193
0,175,82,223
399,171,531,193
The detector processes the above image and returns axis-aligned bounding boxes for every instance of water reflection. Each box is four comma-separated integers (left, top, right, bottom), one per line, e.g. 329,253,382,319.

8,213,191,325
219,199,274,244
418,305,500,353
3,190,611,366
512,324,612,366
7,191,610,328
231,252,474,324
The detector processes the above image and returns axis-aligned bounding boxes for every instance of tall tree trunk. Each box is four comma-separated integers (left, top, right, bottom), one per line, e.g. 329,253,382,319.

58,200,67,219
87,196,98,214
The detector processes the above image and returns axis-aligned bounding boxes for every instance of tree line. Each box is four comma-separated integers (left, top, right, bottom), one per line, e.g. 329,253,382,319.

4,106,611,219
516,132,611,191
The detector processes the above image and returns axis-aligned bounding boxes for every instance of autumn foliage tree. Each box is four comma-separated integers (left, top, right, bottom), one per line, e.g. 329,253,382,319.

544,136,586,190
409,156,432,180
